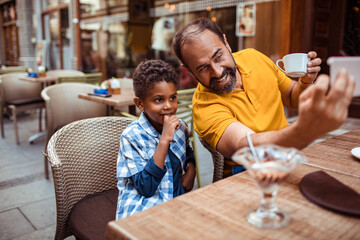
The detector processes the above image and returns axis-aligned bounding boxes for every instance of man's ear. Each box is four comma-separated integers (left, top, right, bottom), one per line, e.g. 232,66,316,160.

134,97,144,111
180,62,194,77
223,34,232,52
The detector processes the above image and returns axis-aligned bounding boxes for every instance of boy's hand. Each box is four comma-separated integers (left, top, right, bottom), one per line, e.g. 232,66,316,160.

181,163,196,192
161,115,181,143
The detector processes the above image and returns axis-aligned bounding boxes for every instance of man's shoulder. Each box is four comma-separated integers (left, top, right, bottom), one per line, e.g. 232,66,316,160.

233,48,272,71
232,48,265,59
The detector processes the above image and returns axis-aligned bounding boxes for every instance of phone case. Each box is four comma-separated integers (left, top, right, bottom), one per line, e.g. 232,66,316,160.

327,56,360,97
87,93,112,98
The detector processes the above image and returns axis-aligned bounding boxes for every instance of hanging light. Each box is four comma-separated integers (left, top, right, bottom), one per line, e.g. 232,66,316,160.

207,6,211,12
164,3,169,8
211,17,216,22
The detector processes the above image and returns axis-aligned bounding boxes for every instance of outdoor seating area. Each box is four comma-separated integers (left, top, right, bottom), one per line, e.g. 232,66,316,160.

1,109,360,239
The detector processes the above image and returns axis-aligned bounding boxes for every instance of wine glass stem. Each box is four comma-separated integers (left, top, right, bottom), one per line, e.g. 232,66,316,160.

260,191,278,212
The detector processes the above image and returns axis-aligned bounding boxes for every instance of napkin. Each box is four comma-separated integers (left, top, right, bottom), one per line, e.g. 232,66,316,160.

300,170,360,217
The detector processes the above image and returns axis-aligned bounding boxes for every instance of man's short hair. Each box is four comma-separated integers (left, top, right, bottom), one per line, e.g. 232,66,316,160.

133,59,178,99
172,18,225,68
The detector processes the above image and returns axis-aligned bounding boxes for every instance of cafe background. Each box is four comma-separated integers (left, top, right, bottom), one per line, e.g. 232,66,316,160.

0,0,359,90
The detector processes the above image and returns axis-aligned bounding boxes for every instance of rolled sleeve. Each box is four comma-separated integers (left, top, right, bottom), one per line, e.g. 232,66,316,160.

131,157,167,197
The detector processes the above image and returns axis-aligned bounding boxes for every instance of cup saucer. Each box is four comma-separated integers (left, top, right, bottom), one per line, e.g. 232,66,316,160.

351,147,360,160
287,71,306,78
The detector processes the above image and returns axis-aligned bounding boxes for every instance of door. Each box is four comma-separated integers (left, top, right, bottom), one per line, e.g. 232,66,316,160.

42,4,70,69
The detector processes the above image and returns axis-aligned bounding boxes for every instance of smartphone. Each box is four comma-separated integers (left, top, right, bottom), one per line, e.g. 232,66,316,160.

327,56,360,97
87,93,112,98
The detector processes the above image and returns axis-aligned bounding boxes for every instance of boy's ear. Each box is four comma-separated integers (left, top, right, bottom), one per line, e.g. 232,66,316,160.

134,97,144,111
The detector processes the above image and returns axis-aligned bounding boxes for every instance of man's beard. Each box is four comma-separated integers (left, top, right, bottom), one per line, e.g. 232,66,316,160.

208,67,237,94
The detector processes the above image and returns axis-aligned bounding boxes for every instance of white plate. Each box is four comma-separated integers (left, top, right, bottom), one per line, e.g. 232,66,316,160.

351,147,360,160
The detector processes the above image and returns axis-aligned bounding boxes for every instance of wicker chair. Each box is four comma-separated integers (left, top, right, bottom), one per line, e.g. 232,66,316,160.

0,72,44,144
199,138,225,182
57,72,102,86
176,88,203,187
41,83,108,178
100,78,133,89
0,65,28,74
46,116,134,240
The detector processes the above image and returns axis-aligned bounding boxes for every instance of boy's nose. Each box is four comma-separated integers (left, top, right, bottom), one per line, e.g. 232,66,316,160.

163,100,172,109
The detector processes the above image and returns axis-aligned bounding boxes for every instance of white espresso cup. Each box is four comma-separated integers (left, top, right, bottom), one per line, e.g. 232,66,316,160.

276,53,310,78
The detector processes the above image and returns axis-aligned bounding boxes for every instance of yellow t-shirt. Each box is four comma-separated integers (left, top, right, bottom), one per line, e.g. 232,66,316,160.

193,48,292,177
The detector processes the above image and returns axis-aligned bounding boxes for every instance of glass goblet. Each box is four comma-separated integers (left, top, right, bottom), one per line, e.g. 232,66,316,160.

232,144,307,229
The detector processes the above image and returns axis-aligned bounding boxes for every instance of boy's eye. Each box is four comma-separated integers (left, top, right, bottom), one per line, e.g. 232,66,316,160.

170,95,177,101
155,98,162,103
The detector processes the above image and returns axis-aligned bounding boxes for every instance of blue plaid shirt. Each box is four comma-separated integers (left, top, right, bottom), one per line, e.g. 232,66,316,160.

116,112,187,220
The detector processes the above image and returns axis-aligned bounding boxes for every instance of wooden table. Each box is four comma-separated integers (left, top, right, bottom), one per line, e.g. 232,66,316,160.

78,88,136,115
106,129,360,240
19,75,58,85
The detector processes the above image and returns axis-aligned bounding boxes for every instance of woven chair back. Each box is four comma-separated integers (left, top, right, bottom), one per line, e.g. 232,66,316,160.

199,137,225,182
46,116,134,240
0,72,42,102
176,88,203,187
41,82,107,140
0,65,28,74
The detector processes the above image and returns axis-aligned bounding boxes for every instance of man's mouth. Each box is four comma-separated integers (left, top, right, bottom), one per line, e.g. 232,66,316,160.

208,66,237,94
217,73,228,84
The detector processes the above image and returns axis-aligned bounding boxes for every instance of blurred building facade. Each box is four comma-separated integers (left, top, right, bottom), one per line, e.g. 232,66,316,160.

0,0,358,81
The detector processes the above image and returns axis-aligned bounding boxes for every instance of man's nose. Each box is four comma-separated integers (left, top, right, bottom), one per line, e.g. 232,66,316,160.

210,63,223,78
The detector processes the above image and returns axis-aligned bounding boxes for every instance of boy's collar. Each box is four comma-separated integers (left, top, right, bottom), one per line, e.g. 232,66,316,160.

138,112,160,138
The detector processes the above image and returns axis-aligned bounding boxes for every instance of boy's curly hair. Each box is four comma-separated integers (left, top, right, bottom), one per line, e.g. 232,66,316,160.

133,59,178,99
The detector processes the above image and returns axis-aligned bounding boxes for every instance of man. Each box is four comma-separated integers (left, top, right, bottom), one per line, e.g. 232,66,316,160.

172,18,355,178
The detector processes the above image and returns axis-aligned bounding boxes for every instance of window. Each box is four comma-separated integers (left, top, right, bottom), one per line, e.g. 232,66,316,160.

0,0,19,65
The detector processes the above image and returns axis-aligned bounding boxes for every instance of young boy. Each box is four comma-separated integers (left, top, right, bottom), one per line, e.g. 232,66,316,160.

116,59,196,220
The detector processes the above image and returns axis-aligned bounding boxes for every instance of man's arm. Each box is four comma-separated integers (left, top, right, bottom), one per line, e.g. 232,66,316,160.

217,70,355,159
